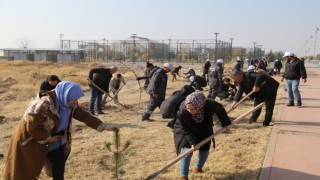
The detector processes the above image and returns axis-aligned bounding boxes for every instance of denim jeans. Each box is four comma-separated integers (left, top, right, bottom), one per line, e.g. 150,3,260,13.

89,86,103,113
180,147,209,177
285,79,301,101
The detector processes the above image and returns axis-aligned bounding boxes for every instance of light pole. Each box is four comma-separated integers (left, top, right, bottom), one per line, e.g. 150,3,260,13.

59,34,64,49
214,32,219,60
132,34,137,63
230,38,234,61
313,27,319,60
253,42,257,59
257,45,263,58
308,35,313,59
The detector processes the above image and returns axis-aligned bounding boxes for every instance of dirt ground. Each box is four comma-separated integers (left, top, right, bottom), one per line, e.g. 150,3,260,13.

0,60,284,179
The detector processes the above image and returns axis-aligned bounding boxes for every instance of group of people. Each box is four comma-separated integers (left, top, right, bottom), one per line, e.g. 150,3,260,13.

3,51,308,180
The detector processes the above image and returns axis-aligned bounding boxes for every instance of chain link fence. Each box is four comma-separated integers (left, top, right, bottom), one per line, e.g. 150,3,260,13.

62,38,236,63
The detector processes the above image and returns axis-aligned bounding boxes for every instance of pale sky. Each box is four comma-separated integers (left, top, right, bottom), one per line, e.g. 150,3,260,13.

1,0,320,56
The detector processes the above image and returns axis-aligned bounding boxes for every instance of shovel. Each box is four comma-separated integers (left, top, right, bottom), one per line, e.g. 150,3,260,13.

145,103,265,180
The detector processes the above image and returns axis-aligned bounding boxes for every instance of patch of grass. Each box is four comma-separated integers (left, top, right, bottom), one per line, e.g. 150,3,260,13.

0,61,284,179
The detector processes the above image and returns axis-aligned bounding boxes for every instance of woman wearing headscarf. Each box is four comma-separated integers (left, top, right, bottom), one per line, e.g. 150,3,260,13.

3,81,118,180
173,92,232,180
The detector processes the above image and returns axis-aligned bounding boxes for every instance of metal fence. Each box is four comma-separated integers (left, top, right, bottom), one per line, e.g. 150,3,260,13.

62,38,235,63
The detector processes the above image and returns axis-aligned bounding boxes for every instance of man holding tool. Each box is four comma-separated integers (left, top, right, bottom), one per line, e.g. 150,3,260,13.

88,66,118,115
230,70,279,127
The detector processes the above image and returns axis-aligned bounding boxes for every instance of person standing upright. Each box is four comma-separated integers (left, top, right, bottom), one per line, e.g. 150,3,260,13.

207,59,224,100
142,63,174,121
202,59,211,82
281,52,307,106
88,66,118,115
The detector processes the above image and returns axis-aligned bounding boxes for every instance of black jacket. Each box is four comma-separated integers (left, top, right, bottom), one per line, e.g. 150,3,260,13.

160,85,195,118
234,72,279,102
146,68,168,96
283,58,307,80
208,63,223,88
174,99,231,154
274,61,283,69
203,61,211,73
140,66,160,90
88,68,112,92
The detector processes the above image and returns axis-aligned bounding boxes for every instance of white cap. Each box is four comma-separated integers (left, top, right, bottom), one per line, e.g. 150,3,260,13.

206,59,210,62
164,63,174,71
189,76,195,82
236,57,241,61
217,59,224,64
248,65,255,70
275,59,279,61
283,52,294,58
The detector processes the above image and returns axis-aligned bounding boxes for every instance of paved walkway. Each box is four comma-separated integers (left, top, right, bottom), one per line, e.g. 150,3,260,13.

260,67,320,180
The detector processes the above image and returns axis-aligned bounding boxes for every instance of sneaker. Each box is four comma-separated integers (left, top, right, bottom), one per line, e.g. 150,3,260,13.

297,101,302,107
141,114,151,121
286,101,294,106
261,124,269,127
89,111,95,115
192,167,203,174
97,111,106,114
180,176,188,180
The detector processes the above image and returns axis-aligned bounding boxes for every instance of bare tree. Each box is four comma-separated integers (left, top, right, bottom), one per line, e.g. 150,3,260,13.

17,38,32,49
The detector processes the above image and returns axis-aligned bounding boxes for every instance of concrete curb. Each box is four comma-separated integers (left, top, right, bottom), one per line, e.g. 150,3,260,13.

259,91,286,180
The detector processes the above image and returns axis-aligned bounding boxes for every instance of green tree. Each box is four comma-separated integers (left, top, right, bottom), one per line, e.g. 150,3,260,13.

100,129,131,180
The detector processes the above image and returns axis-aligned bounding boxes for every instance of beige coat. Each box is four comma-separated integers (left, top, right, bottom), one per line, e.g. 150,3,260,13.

3,91,105,180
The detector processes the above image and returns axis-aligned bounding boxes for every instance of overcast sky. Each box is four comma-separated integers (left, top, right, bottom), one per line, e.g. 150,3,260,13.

1,0,320,56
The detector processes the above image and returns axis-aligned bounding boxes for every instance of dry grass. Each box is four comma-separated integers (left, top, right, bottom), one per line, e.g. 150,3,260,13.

0,60,284,180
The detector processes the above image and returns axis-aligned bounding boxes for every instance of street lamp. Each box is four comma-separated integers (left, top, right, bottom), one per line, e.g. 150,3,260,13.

214,32,219,60
253,42,257,59
132,34,137,63
59,34,64,49
230,38,234,61
313,27,319,60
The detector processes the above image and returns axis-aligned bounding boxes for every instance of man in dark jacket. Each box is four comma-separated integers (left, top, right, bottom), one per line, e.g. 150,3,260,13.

190,75,207,91
207,59,224,100
137,62,159,90
173,92,231,179
142,63,174,121
40,75,61,93
202,59,211,81
230,70,279,126
281,52,307,106
233,57,243,71
217,77,237,100
274,59,283,75
88,66,118,115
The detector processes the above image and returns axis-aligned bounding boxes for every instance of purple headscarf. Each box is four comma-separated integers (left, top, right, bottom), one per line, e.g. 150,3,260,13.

185,92,206,123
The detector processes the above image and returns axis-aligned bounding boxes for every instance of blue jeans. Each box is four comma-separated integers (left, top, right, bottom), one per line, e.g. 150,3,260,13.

89,86,103,113
285,80,301,101
180,147,209,177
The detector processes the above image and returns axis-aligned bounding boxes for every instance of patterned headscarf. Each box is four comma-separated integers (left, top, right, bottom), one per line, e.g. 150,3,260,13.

185,92,206,123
